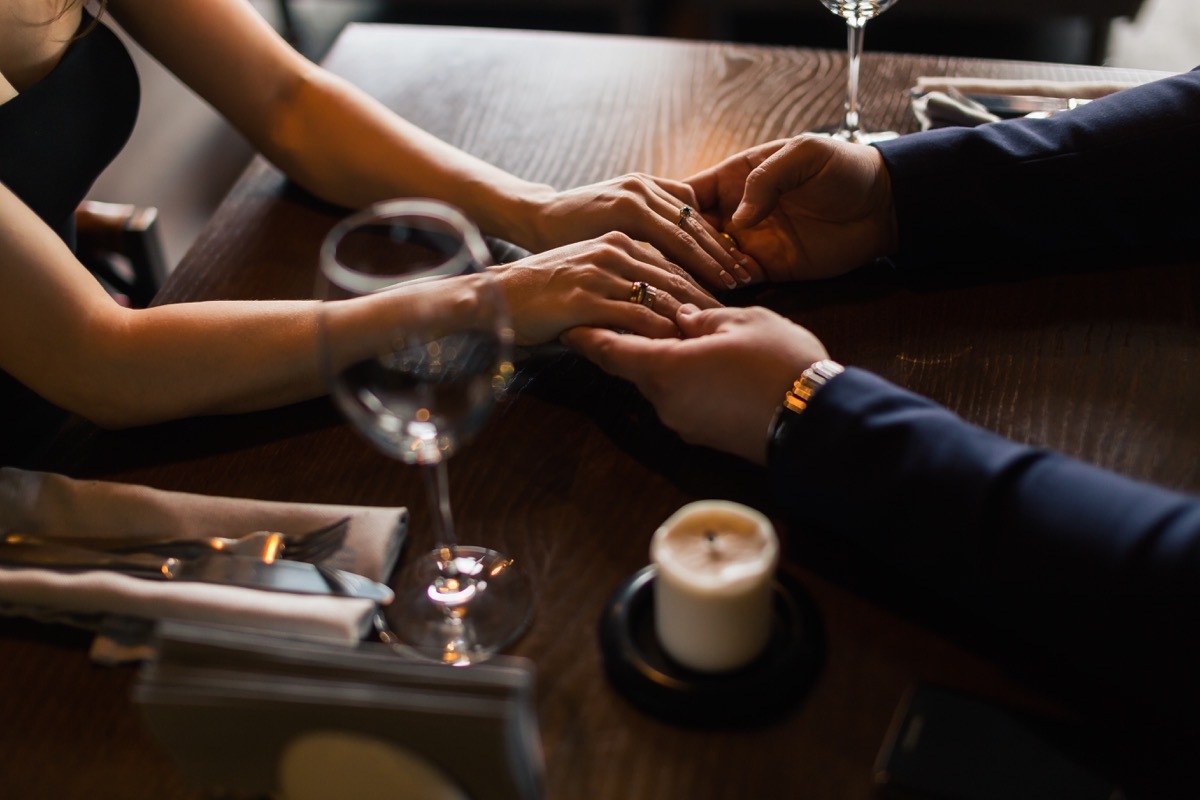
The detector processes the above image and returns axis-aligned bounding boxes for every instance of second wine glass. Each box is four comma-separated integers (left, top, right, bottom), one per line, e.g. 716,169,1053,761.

316,198,532,665
818,0,900,143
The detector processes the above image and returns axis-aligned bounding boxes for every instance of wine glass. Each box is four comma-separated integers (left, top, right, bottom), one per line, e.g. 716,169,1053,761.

316,198,532,666
817,0,900,143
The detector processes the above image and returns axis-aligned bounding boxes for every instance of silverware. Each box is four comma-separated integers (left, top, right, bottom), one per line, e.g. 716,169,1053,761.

3,516,350,564
0,541,392,603
317,565,401,608
963,93,1090,117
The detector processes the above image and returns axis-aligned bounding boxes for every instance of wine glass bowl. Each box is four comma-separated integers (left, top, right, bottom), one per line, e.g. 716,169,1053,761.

318,200,508,466
817,0,900,143
316,199,531,665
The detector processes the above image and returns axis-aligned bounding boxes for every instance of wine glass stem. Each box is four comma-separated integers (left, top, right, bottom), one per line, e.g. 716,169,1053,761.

842,18,867,139
423,458,458,555
422,458,476,659
423,458,463,626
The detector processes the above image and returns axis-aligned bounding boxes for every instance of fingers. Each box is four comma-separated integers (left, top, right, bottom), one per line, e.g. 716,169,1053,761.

562,325,665,382
576,233,723,340
683,165,719,210
674,303,709,337
730,136,824,229
594,271,690,340
678,205,756,286
674,303,747,339
625,175,752,293
730,162,792,230
731,135,861,231
621,236,721,311
604,288,681,339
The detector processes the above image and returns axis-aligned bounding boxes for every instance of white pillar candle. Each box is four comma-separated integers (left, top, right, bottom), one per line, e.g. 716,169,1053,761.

650,500,779,673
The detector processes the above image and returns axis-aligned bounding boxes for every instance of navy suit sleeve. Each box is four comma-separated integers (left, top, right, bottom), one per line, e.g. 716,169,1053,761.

770,368,1200,712
873,67,1200,274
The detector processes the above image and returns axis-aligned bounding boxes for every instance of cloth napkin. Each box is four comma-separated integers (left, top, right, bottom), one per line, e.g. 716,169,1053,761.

910,75,1140,130
911,87,1002,129
0,467,407,652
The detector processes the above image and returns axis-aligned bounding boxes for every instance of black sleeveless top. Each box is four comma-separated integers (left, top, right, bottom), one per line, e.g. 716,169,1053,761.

0,16,140,465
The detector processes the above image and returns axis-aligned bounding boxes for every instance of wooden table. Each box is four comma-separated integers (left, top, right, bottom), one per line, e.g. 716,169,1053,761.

3,24,1193,799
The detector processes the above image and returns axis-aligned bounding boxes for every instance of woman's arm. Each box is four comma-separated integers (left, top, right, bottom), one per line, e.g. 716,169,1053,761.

0,182,712,429
106,0,548,239
104,0,746,290
0,180,414,427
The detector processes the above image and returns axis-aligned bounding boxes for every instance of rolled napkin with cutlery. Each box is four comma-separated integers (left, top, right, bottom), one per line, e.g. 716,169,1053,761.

909,75,1144,130
0,467,407,651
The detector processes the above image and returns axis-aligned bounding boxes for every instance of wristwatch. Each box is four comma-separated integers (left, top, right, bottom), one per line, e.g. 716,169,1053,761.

767,359,844,460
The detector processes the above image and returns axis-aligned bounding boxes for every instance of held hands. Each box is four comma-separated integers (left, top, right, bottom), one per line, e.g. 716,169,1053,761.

686,136,899,283
490,232,721,346
524,174,759,294
563,305,828,465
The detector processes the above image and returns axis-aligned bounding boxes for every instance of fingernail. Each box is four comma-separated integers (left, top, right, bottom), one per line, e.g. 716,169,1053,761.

730,254,752,284
719,270,737,290
678,303,699,316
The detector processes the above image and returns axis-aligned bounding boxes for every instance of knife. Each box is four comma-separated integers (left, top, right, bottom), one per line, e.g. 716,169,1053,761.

0,542,393,604
964,93,1090,117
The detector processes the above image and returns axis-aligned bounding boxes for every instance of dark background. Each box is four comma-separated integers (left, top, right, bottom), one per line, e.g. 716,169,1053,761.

275,0,1142,66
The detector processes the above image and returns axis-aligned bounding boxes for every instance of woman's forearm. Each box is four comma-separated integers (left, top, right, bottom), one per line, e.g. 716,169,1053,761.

74,300,326,428
107,0,557,249
257,68,556,249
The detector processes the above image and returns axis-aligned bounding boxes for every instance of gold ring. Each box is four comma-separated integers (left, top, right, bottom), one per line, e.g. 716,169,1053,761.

677,206,693,227
629,281,657,308
720,231,740,252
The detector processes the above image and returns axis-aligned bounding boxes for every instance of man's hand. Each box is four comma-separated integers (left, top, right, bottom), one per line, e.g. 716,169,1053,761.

564,304,828,465
687,135,898,283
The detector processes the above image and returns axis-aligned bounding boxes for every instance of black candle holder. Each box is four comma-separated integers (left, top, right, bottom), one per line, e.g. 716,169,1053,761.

597,565,825,727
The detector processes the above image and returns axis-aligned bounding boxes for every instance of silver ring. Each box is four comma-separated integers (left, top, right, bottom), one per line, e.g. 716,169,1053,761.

677,206,693,227
629,281,657,309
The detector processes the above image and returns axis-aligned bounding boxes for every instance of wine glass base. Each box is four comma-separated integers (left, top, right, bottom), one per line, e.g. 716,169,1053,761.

385,546,534,666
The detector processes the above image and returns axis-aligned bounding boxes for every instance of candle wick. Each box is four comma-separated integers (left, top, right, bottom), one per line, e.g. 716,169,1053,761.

704,530,721,560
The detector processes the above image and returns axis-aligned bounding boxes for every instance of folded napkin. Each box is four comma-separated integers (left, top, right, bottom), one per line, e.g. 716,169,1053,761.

910,76,1140,131
912,76,1140,100
0,467,407,652
912,88,1002,130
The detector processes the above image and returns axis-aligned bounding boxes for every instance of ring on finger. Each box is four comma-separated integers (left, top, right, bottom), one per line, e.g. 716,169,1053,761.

720,231,741,252
629,280,658,309
677,205,694,227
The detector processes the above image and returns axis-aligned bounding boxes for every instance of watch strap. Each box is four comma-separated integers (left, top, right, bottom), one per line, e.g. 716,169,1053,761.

767,360,844,463
781,360,845,416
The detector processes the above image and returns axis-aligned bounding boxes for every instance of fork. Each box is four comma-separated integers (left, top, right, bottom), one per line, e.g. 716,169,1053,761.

2,515,350,564
272,516,351,562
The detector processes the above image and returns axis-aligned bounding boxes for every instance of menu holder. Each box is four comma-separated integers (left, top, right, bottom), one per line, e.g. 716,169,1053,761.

133,620,544,800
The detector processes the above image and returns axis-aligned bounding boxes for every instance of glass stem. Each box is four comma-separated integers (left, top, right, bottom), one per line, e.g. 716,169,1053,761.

843,18,867,139
421,459,474,661
424,459,457,558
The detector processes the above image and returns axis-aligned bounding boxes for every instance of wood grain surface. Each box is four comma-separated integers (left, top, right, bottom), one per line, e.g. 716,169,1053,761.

2,25,1192,800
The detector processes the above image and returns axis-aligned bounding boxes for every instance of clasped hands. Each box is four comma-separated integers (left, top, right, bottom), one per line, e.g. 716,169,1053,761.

562,134,898,464
687,135,897,284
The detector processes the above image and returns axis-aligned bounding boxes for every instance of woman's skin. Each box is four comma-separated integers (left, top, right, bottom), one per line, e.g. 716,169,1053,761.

0,0,726,431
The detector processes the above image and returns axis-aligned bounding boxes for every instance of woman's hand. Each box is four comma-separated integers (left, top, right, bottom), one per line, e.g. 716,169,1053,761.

686,136,898,283
490,232,722,346
523,174,757,294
